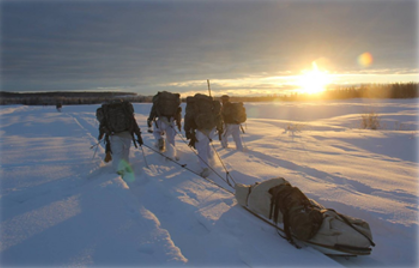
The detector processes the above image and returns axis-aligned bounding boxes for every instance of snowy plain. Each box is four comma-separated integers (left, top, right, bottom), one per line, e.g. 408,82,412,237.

0,98,418,268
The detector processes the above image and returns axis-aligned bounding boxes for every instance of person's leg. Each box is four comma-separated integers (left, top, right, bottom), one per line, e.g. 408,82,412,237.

165,119,177,147
121,137,131,163
163,120,178,159
207,128,216,160
153,119,165,151
195,130,209,170
114,136,132,174
152,120,162,139
110,135,124,173
231,124,244,151
221,124,233,148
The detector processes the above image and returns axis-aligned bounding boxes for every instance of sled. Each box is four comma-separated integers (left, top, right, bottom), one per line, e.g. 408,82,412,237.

234,178,375,257
241,205,373,257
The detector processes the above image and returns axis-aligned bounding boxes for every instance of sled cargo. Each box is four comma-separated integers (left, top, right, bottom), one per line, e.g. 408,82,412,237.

235,178,375,257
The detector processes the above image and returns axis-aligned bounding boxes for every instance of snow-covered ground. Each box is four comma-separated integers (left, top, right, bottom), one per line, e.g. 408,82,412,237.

0,99,418,267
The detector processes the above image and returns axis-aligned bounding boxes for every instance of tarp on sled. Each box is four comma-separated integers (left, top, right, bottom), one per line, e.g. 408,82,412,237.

235,177,375,252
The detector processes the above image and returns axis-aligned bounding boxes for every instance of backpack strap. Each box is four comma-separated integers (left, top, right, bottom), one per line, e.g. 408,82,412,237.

268,184,306,247
268,183,292,224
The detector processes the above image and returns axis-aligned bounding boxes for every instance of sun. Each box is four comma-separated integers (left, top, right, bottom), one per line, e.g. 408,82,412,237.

297,62,331,94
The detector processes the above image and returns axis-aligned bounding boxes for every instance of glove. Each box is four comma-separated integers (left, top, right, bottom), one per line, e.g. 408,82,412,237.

147,120,152,128
188,132,197,149
217,127,224,141
137,134,143,146
188,138,196,149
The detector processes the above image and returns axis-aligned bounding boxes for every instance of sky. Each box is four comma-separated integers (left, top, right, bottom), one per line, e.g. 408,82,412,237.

1,0,418,96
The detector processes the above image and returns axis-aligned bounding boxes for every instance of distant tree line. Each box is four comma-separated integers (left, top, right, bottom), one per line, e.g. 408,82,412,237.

320,82,418,100
0,91,152,105
0,83,417,105
223,82,419,102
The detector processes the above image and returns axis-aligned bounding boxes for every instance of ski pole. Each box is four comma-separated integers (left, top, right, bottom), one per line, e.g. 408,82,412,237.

90,140,101,149
207,79,212,97
140,145,149,169
92,143,99,160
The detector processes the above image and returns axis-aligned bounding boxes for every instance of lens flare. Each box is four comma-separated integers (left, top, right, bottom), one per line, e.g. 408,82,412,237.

118,159,135,182
357,52,373,67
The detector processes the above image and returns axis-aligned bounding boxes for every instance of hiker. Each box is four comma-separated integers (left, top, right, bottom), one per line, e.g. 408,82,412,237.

96,99,143,176
184,93,223,177
220,95,246,151
56,103,62,112
147,91,182,158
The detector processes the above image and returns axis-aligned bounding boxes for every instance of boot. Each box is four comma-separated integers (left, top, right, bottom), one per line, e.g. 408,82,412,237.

104,151,112,163
158,138,165,152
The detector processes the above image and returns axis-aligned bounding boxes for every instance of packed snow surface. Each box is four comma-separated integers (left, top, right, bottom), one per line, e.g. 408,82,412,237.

0,99,418,267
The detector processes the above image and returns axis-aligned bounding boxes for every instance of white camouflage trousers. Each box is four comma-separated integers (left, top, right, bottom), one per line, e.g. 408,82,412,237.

110,131,132,173
195,128,216,169
221,123,244,151
152,117,177,147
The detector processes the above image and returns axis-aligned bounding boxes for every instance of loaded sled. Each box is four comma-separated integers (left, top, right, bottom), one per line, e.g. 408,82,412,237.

235,178,375,257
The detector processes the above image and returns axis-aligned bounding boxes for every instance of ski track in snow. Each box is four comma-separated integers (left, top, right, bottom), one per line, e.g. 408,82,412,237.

0,100,418,267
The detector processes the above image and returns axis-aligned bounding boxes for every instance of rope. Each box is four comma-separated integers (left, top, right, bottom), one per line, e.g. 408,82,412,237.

209,140,236,187
239,124,248,150
141,140,374,255
325,208,375,247
141,143,233,194
92,142,100,160
139,145,149,169
169,125,232,186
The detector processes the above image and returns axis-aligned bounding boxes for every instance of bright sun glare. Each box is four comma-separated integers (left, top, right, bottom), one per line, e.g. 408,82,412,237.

298,62,331,94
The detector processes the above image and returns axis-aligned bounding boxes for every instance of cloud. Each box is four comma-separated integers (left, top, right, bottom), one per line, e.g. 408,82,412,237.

1,1,417,94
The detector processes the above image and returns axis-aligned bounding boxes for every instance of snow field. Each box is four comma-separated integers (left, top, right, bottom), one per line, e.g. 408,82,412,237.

0,99,418,267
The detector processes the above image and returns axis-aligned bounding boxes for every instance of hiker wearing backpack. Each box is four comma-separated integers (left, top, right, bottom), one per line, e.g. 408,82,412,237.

56,103,62,112
184,93,223,177
147,91,182,157
96,99,143,177
220,95,246,151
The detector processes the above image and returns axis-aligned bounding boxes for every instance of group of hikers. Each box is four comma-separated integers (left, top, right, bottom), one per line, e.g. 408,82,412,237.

96,91,247,178
95,92,377,254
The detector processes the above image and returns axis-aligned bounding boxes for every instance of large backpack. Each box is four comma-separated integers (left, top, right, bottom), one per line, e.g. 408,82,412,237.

185,93,221,131
152,91,181,117
96,100,135,134
223,102,247,124
268,183,323,242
